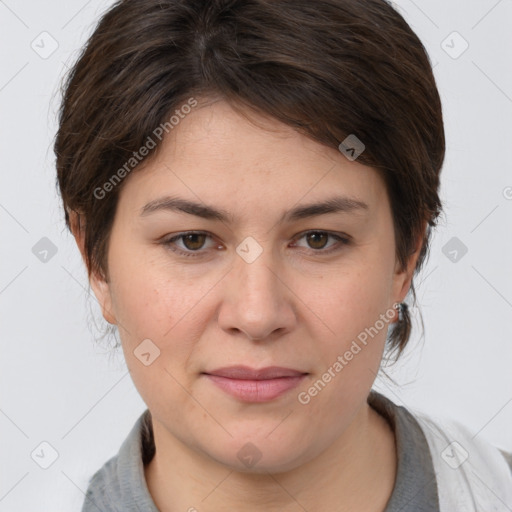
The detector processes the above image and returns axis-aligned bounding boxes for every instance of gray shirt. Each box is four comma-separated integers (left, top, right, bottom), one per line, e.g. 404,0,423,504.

80,390,502,511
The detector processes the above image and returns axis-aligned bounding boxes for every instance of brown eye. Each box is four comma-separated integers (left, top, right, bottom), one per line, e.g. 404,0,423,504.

161,231,218,258
181,233,207,251
306,231,329,249
292,230,351,255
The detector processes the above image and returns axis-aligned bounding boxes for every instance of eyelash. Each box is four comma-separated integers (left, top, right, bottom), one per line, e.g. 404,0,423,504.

160,230,351,258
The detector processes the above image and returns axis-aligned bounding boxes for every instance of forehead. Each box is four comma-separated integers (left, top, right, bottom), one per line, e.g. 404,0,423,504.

117,99,389,220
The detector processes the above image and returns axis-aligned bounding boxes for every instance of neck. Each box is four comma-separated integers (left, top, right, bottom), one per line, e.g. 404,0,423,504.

144,401,397,512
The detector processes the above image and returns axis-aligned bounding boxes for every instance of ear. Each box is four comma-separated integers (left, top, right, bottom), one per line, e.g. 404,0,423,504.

391,220,427,317
69,209,117,325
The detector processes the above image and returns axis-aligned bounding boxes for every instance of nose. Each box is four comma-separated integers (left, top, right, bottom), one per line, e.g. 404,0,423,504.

217,245,297,341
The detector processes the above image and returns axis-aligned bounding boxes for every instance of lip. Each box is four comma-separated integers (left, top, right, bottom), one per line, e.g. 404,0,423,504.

203,366,308,402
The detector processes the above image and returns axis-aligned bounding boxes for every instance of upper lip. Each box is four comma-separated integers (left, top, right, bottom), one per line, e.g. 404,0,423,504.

204,366,307,380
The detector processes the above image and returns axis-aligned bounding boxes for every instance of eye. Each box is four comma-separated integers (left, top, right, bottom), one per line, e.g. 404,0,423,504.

160,230,351,258
161,231,220,258
291,230,351,254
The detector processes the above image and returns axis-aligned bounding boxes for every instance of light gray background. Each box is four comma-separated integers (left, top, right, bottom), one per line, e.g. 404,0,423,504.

1,0,511,510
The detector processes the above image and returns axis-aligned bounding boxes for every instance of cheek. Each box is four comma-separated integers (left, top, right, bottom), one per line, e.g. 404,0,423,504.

296,271,393,428
308,262,393,345
108,254,220,383
108,250,205,343
298,259,394,404
109,267,211,416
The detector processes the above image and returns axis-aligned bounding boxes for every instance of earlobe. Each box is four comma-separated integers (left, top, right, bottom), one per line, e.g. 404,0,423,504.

392,220,427,310
89,272,117,325
68,209,118,325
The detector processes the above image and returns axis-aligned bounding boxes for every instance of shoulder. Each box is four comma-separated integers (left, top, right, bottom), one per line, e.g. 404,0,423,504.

81,409,154,512
411,409,512,510
81,455,122,511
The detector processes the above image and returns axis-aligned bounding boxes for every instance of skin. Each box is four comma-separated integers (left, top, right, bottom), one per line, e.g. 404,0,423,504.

72,98,424,511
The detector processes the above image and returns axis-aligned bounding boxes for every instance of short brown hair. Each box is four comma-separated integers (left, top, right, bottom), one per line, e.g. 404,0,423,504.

54,0,445,360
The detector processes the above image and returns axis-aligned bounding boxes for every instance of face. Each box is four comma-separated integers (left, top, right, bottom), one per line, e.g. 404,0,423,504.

87,99,418,473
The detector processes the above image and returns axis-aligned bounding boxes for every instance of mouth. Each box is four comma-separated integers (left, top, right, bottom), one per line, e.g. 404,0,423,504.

202,366,309,402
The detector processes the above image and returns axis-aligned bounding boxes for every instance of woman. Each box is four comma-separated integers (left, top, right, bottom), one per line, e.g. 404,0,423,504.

54,0,512,510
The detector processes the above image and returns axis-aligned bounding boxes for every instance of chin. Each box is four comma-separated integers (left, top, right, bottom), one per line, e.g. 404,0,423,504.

201,435,312,475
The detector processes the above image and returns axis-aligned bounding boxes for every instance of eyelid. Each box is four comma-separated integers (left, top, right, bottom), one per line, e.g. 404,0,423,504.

161,231,219,258
290,230,351,253
160,230,351,258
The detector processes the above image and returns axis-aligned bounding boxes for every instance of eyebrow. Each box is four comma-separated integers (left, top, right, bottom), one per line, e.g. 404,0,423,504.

139,195,369,223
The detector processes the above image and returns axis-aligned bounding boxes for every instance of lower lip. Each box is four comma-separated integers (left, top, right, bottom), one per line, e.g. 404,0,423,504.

205,374,307,402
